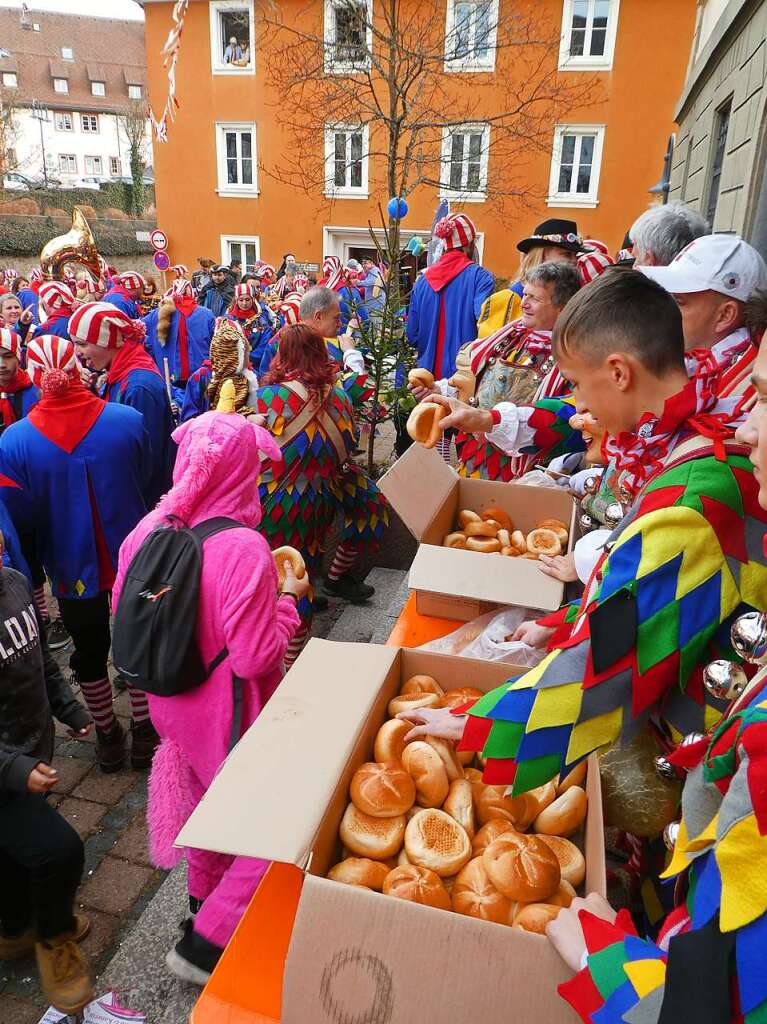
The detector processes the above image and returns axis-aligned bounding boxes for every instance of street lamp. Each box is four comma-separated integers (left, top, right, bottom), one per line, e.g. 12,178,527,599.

649,133,676,205
31,99,50,188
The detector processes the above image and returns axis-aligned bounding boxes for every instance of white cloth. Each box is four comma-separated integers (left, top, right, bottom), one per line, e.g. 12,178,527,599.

342,347,365,374
483,401,537,455
573,530,611,585
433,376,459,399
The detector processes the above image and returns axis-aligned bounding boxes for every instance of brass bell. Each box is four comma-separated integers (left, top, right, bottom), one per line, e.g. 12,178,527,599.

579,512,596,532
654,755,679,780
604,502,624,529
583,475,600,495
663,821,680,851
731,611,767,665
703,660,748,701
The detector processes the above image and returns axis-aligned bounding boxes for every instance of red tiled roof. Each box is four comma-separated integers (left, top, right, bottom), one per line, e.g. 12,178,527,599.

0,7,146,115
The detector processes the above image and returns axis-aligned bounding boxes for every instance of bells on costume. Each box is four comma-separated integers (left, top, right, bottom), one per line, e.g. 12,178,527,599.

730,611,767,665
703,660,748,701
663,821,680,851
603,502,624,529
599,728,682,837
653,755,679,781
579,512,596,532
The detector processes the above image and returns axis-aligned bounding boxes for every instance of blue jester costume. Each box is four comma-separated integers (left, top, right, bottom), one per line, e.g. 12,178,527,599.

226,291,275,371
143,283,215,394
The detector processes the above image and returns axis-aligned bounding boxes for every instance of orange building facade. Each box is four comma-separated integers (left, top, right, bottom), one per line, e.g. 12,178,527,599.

142,0,697,280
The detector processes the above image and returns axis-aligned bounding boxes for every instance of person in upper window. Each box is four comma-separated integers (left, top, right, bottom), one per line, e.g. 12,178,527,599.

223,36,242,63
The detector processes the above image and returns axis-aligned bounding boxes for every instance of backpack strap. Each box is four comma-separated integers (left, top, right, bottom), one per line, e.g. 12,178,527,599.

189,517,247,542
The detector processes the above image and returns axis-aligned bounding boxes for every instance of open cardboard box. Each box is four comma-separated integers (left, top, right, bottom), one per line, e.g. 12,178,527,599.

182,640,605,1024
378,443,577,620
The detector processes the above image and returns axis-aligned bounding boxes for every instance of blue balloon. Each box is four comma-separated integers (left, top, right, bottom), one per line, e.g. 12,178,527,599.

387,196,409,220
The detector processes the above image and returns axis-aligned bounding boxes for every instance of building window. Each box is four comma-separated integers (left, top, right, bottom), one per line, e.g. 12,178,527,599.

81,114,99,133
548,124,605,207
324,125,369,197
209,1,255,74
2,72,17,88
58,154,77,173
215,122,258,195
440,124,490,200
324,0,372,72
444,0,499,72
558,0,620,71
706,97,732,226
128,84,142,100
55,112,73,131
53,78,68,94
91,81,105,97
221,235,260,272
61,46,74,59
84,155,103,176
109,156,121,176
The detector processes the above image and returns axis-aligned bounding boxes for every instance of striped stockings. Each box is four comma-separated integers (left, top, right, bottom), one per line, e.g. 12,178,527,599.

127,685,151,726
32,585,49,623
284,624,310,671
78,677,116,733
326,542,359,581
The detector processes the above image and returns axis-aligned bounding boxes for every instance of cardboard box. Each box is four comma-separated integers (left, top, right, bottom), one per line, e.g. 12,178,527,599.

182,640,605,1024
378,443,577,620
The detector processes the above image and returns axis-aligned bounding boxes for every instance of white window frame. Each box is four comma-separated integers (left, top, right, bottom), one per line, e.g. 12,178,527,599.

220,234,261,272
324,0,372,74
81,113,99,133
91,81,105,97
209,0,256,76
548,124,605,208
55,112,73,132
323,123,369,198
444,0,499,73
2,72,17,88
109,156,121,176
53,78,68,94
439,123,490,202
215,121,259,197
558,0,620,71
58,153,77,173
61,46,74,60
84,155,103,176
128,84,142,100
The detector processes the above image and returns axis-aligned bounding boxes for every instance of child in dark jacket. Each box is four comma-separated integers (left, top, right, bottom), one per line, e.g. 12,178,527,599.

0,541,94,1014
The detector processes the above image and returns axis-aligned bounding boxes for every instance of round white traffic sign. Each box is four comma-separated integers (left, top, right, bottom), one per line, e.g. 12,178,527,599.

150,229,168,251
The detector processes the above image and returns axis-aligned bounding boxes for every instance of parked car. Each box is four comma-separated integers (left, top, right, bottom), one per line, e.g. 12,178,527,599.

68,176,103,191
3,170,62,190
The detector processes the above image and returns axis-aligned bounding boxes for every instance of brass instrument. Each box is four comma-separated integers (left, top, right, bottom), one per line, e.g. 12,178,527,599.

40,206,100,283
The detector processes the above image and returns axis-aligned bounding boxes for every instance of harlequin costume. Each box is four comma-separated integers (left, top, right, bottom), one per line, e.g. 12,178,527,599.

179,318,258,423
143,279,215,398
0,329,38,434
102,271,146,320
0,336,154,768
560,668,767,1024
226,283,275,370
407,214,494,379
69,302,176,509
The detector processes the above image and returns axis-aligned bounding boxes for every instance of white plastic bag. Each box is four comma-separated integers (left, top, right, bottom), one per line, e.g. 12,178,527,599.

417,607,546,667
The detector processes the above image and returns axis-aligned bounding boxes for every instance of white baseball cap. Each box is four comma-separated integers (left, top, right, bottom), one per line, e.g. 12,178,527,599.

640,234,767,303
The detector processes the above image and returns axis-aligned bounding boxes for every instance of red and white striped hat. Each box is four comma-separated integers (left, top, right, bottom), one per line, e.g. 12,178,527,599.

234,282,256,299
171,264,189,278
4,268,17,282
68,301,147,349
293,272,309,293
578,248,615,286
26,335,80,387
168,278,194,299
583,239,610,256
115,271,146,291
0,327,22,357
39,280,76,314
29,268,44,283
434,213,477,252
256,263,275,280
77,277,98,296
279,294,302,326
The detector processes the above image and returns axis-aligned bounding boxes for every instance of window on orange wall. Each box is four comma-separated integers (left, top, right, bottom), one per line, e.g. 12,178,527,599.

324,124,368,197
324,0,372,73
548,124,605,208
558,0,620,71
444,0,498,72
440,124,490,201
210,0,255,74
215,122,258,195
222,236,260,272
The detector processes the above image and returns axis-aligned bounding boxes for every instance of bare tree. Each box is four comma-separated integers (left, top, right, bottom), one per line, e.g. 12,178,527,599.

0,86,19,178
118,99,150,216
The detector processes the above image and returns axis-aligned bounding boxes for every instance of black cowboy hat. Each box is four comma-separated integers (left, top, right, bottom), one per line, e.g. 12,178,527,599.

517,218,587,254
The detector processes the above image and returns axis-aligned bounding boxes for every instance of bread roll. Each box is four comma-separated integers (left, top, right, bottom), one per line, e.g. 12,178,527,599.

408,368,435,390
465,520,498,539
482,833,560,901
273,546,307,587
404,808,472,877
383,864,451,911
464,766,484,784
529,781,558,816
457,750,474,767
401,741,449,807
537,836,586,887
471,818,516,857
350,761,416,818
406,402,447,449
443,532,467,549
512,903,562,934
387,692,440,718
548,879,576,908
424,736,464,782
339,804,406,860
510,530,527,553
452,856,512,924
497,529,511,549
400,674,444,697
436,687,485,710
556,761,587,795
466,536,502,553
526,528,562,557
374,719,412,763
533,786,587,837
537,519,569,546
458,509,481,528
475,785,538,830
327,857,390,891
443,778,475,839
480,507,513,532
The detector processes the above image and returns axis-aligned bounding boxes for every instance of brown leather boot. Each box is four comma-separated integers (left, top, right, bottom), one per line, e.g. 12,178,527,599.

0,914,91,961
95,720,126,773
130,719,160,770
36,935,94,1014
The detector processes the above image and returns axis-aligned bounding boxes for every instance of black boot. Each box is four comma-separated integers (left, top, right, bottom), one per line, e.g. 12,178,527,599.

165,919,223,986
130,719,160,770
323,573,375,604
95,721,126,774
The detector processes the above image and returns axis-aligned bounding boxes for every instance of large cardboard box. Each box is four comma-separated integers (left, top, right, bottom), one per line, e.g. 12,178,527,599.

182,640,605,1024
378,443,577,620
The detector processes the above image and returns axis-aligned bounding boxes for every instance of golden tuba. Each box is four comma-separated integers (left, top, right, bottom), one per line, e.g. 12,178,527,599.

40,206,101,282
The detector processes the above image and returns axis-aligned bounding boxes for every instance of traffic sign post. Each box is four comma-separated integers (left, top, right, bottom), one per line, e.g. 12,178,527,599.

150,229,168,251
153,250,171,272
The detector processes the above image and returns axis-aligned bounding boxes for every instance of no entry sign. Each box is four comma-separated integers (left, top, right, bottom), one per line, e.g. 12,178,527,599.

150,228,168,251
153,250,171,271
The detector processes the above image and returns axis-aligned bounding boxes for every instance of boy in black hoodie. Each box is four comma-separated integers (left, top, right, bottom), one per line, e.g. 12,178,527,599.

0,532,94,1014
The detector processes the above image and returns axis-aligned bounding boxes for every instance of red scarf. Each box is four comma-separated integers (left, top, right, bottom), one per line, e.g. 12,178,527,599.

422,249,472,292
106,341,163,388
227,303,258,321
173,294,197,381
28,381,105,454
0,368,33,427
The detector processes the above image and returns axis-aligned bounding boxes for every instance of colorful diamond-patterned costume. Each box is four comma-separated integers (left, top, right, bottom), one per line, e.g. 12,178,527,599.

258,336,373,407
560,678,767,1024
458,440,767,795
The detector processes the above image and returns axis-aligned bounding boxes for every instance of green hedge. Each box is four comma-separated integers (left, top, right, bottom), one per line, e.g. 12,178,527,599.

0,215,153,257
0,183,155,216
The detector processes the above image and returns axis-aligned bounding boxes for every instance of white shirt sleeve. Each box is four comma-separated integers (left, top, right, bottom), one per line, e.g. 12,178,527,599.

433,377,459,399
342,348,365,374
483,402,535,455
573,530,611,585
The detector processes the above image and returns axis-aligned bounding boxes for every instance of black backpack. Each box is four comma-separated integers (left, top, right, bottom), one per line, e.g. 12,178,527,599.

112,516,245,696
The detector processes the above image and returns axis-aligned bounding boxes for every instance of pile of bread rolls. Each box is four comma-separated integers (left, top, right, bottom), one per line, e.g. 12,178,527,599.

443,507,569,559
327,673,588,933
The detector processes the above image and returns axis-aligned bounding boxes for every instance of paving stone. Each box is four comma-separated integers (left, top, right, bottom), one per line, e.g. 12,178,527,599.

0,993,41,1024
75,908,122,966
58,796,108,839
50,755,93,795
73,769,139,805
110,811,152,867
79,857,157,917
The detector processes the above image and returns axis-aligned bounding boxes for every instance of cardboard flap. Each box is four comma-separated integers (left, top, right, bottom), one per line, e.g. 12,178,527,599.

177,639,399,865
409,543,565,612
377,443,457,540
282,875,574,1024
